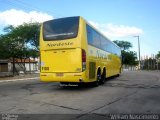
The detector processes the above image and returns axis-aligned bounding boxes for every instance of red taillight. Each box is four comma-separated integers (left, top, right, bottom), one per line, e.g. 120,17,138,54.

82,49,86,62
82,49,86,71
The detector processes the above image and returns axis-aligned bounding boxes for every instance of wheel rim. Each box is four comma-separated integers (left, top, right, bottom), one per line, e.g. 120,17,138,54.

102,72,106,83
97,73,101,84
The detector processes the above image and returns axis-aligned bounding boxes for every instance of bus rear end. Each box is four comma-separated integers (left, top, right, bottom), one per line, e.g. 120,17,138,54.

40,16,87,83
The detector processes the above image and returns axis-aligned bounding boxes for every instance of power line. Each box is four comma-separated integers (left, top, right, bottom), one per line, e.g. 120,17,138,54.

2,0,33,11
1,0,25,10
13,0,56,16
2,0,63,18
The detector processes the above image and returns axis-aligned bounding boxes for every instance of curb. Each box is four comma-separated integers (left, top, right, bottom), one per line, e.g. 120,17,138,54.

0,77,40,83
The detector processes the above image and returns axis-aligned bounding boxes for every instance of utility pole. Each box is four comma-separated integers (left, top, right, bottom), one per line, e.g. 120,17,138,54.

133,36,141,70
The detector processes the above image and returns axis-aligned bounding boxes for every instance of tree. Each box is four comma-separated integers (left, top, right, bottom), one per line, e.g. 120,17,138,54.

113,40,138,66
0,31,23,59
156,51,160,59
122,51,138,65
0,31,24,75
113,40,132,51
14,23,40,51
0,35,10,59
0,22,40,75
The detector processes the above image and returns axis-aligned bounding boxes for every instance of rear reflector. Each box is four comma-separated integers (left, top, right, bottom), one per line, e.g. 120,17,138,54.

82,49,86,71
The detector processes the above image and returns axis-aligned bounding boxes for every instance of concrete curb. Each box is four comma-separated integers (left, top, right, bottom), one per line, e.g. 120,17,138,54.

0,77,40,83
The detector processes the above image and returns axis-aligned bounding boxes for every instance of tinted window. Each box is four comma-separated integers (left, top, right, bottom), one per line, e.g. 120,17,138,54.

87,25,93,45
106,41,112,53
101,36,109,51
87,24,121,57
87,25,101,48
43,17,79,40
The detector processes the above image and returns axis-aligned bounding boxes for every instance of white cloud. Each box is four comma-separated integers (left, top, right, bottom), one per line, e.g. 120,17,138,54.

0,9,53,26
89,21,143,38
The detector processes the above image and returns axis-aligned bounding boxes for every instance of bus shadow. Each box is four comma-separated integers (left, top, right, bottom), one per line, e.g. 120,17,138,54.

105,75,119,82
55,82,98,91
52,75,120,91
58,83,105,91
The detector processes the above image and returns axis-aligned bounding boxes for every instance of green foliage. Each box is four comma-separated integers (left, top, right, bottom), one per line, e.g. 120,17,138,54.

0,33,21,58
156,51,160,59
0,22,40,59
122,51,138,65
15,23,40,51
113,40,138,65
113,40,132,51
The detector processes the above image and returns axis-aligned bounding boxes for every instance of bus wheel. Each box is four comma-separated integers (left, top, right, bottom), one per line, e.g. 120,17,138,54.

117,68,121,77
93,72,101,87
100,72,106,84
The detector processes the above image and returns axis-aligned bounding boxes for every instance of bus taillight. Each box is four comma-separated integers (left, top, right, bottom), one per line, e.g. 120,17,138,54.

82,49,86,71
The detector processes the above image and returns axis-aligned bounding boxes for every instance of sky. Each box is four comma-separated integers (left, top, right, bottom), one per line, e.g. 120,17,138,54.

0,0,160,58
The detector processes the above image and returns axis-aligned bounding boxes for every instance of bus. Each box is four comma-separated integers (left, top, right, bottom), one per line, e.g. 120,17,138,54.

40,16,121,86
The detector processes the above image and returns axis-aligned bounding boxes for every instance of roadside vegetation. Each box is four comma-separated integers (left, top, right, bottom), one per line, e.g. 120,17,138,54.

0,22,160,75
113,40,138,66
114,40,160,70
156,51,160,59
0,22,40,75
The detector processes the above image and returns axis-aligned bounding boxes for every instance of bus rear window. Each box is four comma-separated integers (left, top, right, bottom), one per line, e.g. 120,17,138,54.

43,17,79,41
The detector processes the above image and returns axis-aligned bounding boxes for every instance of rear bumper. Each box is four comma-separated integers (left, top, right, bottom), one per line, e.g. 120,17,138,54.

40,72,91,83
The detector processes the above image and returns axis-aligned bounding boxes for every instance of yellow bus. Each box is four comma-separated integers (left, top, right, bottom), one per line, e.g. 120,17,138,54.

40,16,121,86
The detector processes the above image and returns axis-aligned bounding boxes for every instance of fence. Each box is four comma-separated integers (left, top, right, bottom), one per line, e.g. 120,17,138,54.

141,58,160,70
122,55,160,71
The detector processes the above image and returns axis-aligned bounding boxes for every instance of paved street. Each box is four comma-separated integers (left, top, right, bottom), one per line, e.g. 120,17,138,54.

0,71,160,119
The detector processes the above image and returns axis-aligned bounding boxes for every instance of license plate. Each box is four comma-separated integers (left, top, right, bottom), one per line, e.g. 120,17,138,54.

56,73,64,77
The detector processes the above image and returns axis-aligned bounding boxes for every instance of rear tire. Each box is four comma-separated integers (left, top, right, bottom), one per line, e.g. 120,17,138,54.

117,68,121,77
100,72,106,84
92,71,101,87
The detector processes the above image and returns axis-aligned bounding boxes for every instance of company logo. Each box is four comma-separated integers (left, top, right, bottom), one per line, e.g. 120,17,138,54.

96,50,111,60
96,50,106,59
47,42,73,47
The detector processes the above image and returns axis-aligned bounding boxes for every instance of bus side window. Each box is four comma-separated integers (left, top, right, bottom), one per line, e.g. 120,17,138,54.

101,36,108,51
92,30,101,48
87,25,93,45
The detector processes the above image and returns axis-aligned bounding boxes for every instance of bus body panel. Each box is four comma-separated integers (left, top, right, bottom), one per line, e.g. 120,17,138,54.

87,45,121,78
40,16,121,83
40,71,87,82
41,48,82,73
40,17,91,82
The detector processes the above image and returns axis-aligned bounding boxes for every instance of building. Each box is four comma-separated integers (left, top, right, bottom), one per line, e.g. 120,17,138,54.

11,58,39,73
0,59,12,77
0,59,8,72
